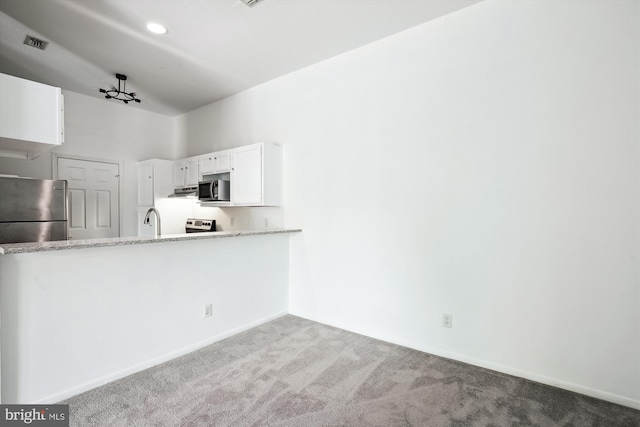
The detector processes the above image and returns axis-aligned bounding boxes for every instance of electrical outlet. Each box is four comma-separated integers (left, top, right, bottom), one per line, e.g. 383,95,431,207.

204,304,213,318
230,217,235,227
264,217,269,228
442,313,453,328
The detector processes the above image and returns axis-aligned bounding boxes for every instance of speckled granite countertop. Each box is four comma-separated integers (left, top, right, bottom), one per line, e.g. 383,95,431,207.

0,228,302,255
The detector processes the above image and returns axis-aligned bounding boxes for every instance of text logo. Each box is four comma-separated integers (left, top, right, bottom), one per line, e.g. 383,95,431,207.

1,405,68,426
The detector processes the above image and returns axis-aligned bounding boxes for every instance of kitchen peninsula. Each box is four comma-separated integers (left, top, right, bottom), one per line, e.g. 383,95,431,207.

0,228,301,404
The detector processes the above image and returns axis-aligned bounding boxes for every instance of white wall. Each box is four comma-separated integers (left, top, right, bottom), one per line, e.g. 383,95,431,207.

177,0,640,408
0,91,179,237
0,234,290,403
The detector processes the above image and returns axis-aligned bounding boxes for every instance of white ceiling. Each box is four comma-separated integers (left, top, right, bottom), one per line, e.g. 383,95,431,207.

0,0,481,117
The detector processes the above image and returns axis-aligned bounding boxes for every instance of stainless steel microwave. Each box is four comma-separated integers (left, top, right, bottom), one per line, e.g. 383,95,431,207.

198,179,230,202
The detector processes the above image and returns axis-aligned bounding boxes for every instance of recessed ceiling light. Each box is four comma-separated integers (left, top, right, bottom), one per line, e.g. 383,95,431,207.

146,22,167,35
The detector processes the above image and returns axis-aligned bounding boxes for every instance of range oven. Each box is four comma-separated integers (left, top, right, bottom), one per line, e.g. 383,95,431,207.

185,218,216,233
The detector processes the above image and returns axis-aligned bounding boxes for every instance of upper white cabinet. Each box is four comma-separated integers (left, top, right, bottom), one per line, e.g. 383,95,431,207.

173,156,199,188
231,143,282,206
173,162,185,188
138,162,154,206
138,159,174,206
162,142,282,207
0,73,64,159
199,150,231,177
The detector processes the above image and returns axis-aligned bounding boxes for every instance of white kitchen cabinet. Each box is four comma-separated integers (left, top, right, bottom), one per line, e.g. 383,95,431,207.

137,159,174,207
138,159,183,237
173,161,185,188
199,150,231,178
174,156,199,188
0,72,64,159
231,143,281,206
137,162,154,206
187,157,199,185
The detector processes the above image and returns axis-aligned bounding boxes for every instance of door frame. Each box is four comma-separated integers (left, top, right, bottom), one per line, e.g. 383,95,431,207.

52,153,124,237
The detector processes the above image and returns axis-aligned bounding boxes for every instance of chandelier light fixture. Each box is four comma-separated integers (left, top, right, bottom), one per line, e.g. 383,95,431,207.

240,0,262,6
99,74,141,104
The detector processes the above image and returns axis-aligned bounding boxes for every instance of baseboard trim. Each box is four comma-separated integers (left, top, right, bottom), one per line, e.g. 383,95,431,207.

37,311,288,404
291,312,640,411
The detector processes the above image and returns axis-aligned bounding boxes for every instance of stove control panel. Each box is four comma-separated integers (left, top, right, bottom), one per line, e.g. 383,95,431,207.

185,218,216,232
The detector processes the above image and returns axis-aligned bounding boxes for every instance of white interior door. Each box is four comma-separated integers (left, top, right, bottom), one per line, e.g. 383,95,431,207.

57,157,120,240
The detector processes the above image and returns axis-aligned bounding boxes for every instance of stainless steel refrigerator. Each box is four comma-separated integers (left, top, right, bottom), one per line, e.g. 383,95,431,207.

0,176,68,244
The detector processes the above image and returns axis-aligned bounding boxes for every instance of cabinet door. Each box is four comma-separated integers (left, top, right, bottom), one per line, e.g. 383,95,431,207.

173,161,186,188
232,144,262,205
0,73,64,147
199,151,231,176
214,151,231,172
138,162,154,206
199,154,215,176
185,157,199,185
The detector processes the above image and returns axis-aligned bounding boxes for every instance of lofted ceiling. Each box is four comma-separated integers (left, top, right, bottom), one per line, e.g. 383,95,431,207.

0,0,481,117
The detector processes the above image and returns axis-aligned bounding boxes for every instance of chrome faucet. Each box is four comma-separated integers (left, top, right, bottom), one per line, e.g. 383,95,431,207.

143,207,161,236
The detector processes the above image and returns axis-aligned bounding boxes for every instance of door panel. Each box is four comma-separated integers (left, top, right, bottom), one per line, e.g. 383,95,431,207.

68,167,85,181
96,169,111,183
57,157,119,239
68,189,86,229
96,190,111,228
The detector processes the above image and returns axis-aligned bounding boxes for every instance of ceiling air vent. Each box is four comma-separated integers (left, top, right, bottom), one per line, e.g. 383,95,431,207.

23,35,49,50
240,0,262,7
